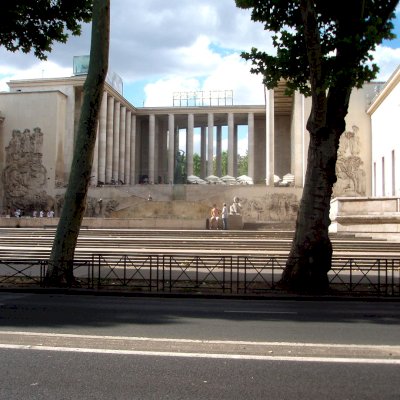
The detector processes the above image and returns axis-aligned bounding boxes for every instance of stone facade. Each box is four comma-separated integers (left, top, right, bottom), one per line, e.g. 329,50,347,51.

0,75,382,225
368,66,400,197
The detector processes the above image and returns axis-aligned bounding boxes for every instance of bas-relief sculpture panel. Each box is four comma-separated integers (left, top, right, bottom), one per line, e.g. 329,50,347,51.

2,128,55,213
333,125,366,197
239,192,299,222
55,195,119,218
1,125,300,222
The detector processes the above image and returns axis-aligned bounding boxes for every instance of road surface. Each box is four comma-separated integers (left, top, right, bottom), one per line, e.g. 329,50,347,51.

0,292,399,399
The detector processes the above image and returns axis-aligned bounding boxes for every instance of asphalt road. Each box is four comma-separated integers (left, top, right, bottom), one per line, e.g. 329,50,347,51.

0,292,399,399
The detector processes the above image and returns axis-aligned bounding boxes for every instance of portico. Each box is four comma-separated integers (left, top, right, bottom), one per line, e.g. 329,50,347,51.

0,76,306,193
0,73,377,222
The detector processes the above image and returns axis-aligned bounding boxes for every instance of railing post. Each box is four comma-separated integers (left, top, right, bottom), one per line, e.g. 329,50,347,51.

98,255,101,289
271,256,275,289
377,259,381,295
150,254,153,292
123,255,127,286
195,256,199,287
349,259,353,292
244,256,247,294
40,260,46,287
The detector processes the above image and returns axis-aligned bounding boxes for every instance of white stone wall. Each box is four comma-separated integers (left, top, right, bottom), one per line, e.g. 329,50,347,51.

7,80,79,181
0,91,67,211
369,69,400,197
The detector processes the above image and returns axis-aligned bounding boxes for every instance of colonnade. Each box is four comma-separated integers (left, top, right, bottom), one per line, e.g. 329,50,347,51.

135,108,262,185
88,89,305,186
91,91,137,185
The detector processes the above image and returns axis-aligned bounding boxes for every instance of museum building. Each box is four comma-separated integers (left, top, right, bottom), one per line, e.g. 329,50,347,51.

0,64,397,229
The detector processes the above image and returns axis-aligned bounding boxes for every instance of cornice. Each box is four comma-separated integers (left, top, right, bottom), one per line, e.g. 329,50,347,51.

367,66,400,115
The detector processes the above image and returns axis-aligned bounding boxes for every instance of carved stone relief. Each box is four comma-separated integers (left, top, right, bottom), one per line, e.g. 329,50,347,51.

2,128,55,213
55,195,118,218
333,125,366,197
239,192,299,222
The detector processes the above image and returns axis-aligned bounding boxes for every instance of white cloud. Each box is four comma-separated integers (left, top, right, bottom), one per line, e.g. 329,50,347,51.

144,76,201,107
202,54,265,104
144,52,265,107
174,35,223,75
0,0,398,110
0,61,72,91
371,46,400,81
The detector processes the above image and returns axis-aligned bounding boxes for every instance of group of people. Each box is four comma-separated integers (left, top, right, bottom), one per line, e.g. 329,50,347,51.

5,208,54,218
32,210,54,218
209,203,228,230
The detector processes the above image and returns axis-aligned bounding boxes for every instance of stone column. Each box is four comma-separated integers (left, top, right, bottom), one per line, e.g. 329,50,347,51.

292,91,304,187
154,117,160,183
125,110,132,184
130,114,137,184
233,124,238,177
149,114,156,184
105,96,114,183
216,125,222,177
187,113,194,177
63,86,79,184
248,112,255,180
0,114,4,211
112,101,120,183
98,91,107,184
266,89,275,186
90,121,99,185
207,113,214,176
228,112,234,176
168,114,175,183
158,118,167,182
200,126,206,178
119,106,126,183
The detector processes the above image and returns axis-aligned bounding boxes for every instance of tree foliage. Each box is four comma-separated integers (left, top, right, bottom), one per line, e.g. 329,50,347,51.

237,152,248,176
236,0,396,97
0,0,93,59
236,0,398,292
193,153,201,177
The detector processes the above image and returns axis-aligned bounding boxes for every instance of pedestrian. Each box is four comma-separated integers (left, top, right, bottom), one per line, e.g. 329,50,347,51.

221,203,228,230
210,204,220,229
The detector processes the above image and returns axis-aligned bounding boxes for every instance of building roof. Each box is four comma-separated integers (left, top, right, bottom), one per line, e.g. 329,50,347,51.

367,65,400,115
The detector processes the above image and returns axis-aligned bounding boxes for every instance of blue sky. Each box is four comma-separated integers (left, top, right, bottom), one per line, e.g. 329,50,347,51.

1,1,400,155
2,1,399,106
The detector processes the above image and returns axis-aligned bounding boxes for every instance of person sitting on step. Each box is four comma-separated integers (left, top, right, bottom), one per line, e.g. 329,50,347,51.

210,204,220,229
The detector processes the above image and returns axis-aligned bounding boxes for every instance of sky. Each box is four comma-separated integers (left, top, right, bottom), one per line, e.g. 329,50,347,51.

1,1,400,155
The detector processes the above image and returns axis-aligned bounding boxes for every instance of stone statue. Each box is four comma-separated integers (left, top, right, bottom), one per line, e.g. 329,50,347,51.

2,127,49,213
334,125,366,197
229,196,242,215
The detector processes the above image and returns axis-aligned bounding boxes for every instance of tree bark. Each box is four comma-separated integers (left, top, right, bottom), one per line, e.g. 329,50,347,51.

280,125,340,293
45,0,110,287
280,0,351,293
281,74,352,292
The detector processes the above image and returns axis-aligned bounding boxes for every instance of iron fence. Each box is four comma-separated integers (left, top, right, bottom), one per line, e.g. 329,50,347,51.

0,254,399,297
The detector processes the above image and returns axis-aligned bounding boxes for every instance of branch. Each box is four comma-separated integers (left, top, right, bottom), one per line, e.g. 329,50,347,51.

299,0,327,130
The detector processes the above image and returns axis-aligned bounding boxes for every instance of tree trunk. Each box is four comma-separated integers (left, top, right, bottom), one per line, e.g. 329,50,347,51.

280,0,353,293
280,125,340,293
45,0,110,287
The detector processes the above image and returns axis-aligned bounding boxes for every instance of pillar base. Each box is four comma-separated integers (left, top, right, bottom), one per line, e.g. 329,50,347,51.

227,214,243,230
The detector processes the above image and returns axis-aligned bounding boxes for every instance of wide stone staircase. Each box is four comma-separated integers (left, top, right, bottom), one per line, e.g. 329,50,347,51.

0,227,398,259
0,227,398,296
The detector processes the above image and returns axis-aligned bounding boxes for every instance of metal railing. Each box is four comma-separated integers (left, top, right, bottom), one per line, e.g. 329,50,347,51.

0,254,399,297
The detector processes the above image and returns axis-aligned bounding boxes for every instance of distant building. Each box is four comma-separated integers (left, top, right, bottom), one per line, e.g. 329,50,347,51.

368,66,400,198
0,70,388,219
